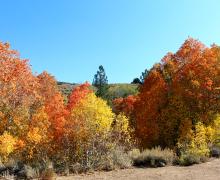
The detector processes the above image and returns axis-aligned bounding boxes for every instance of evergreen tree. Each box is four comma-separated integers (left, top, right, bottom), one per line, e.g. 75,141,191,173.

131,78,142,84
140,68,149,84
132,69,149,85
93,65,109,98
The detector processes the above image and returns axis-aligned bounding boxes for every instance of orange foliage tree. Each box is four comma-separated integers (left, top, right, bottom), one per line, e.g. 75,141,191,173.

113,95,137,128
66,82,92,111
37,72,68,145
0,42,52,162
133,38,220,148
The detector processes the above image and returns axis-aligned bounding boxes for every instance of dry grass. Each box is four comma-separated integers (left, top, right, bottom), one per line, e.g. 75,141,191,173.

131,147,175,167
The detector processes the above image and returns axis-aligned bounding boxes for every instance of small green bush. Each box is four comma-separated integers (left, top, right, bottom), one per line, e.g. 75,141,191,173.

176,153,209,166
177,154,200,166
131,147,175,167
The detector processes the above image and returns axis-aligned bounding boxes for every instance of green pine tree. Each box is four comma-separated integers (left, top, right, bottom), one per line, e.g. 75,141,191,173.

140,68,149,84
92,65,109,99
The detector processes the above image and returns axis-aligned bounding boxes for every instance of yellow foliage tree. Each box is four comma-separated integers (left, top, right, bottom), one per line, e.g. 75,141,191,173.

112,113,132,145
69,92,114,138
189,122,210,157
207,114,220,146
24,106,50,161
66,92,115,165
177,121,210,160
0,132,17,160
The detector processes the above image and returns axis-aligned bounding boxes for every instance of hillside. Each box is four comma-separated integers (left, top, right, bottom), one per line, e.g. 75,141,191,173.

57,82,139,99
57,81,79,97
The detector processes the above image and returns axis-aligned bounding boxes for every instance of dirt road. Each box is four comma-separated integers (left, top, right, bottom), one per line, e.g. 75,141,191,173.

57,158,220,180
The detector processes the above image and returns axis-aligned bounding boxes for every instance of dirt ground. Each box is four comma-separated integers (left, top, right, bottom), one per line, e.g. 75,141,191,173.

57,158,220,180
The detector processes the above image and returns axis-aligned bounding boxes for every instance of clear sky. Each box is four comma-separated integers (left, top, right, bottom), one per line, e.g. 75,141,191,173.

1,0,220,83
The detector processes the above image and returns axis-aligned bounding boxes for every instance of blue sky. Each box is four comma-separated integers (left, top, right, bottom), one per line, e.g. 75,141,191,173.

1,0,220,83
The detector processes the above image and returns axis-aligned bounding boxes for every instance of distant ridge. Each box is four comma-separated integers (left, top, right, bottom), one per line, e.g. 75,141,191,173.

57,81,138,99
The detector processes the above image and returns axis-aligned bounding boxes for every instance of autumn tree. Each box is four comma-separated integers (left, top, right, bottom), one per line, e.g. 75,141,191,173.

0,42,52,163
113,95,137,128
134,69,168,148
37,71,68,162
67,82,92,110
66,85,115,165
0,132,17,161
177,121,210,163
112,113,132,147
0,42,39,136
207,114,220,147
0,41,133,172
133,38,220,148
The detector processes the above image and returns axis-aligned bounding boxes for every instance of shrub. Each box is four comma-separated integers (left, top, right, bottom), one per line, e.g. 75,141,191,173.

129,148,141,160
15,165,39,180
110,146,132,169
176,154,201,166
64,131,132,174
86,145,132,171
210,145,220,158
40,168,56,180
0,161,39,179
132,147,175,167
176,152,209,166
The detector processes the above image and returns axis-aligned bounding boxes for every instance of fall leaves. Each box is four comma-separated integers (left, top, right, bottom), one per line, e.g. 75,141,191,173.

1,38,220,168
128,38,220,149
0,41,132,165
112,38,220,154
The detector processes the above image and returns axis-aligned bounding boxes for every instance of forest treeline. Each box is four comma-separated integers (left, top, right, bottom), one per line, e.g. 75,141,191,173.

0,38,220,178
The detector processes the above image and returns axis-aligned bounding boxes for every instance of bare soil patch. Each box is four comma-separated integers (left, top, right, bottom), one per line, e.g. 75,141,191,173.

57,158,220,180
